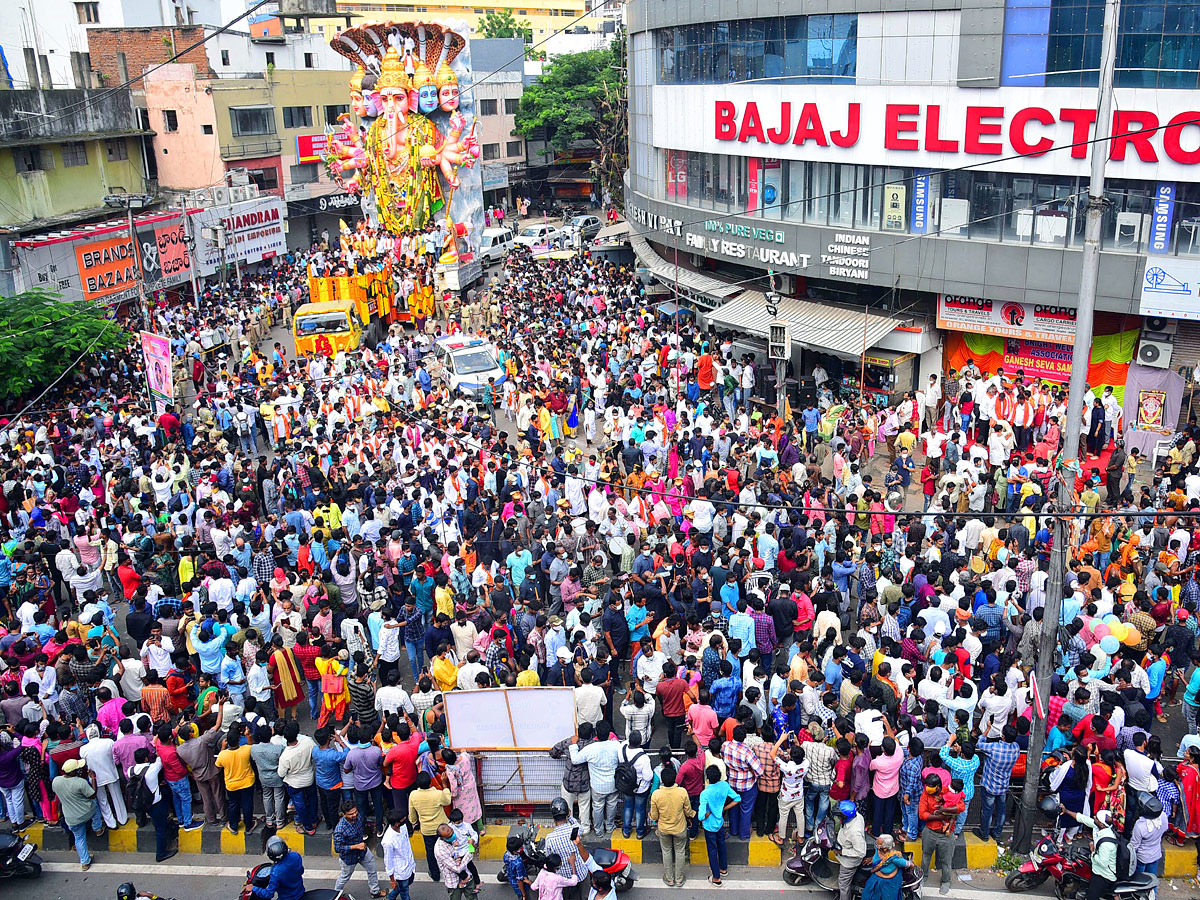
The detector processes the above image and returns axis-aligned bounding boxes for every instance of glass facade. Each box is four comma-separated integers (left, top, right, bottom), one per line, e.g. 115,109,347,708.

661,148,1200,256
656,15,858,85
1046,0,1200,87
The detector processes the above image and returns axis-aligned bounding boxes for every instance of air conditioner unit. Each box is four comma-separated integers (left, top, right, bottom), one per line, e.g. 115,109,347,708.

1139,338,1174,368
1143,316,1178,336
230,185,253,203
210,186,230,206
245,183,260,199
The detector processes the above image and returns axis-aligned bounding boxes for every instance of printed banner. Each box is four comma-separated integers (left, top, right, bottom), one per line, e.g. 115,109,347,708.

1000,337,1074,382
937,294,1078,343
296,133,328,164
135,221,191,289
140,331,174,416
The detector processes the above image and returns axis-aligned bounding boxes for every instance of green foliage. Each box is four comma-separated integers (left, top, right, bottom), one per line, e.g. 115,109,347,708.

514,41,627,208
994,848,1021,875
0,291,128,399
479,9,532,42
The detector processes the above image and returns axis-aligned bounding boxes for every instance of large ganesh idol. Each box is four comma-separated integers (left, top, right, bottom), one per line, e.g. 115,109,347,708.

323,21,482,265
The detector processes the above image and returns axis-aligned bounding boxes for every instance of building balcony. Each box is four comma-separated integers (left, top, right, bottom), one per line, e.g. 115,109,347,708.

222,139,283,160
0,89,147,148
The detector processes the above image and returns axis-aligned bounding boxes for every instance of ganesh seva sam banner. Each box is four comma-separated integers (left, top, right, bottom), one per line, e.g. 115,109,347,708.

1001,338,1075,382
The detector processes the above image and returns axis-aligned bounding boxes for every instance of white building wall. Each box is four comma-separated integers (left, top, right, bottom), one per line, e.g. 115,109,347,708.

855,11,960,87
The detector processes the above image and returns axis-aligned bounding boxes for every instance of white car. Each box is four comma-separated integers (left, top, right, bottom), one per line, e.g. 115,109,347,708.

427,335,506,398
480,227,515,263
514,223,563,249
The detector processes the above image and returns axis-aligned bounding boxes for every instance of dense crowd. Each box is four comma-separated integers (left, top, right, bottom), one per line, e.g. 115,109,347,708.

0,234,1197,900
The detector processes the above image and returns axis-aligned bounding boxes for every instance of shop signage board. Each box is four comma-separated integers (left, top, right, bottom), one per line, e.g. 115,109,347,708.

1139,256,1200,319
937,294,1078,343
193,196,287,275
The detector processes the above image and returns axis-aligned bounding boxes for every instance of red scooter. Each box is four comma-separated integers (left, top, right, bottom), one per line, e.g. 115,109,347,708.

1005,835,1157,900
497,823,636,893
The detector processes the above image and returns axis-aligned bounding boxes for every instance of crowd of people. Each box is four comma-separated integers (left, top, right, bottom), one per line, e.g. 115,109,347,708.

0,228,1198,900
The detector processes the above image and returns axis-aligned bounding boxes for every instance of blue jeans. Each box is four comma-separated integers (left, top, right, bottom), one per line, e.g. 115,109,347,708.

979,790,1006,839
167,777,194,827
405,639,424,682
703,828,727,880
387,875,413,900
729,783,757,840
804,784,829,836
1135,861,1159,875
954,806,969,836
67,805,104,865
902,798,920,840
622,791,648,837
356,784,386,826
289,783,317,830
306,679,321,719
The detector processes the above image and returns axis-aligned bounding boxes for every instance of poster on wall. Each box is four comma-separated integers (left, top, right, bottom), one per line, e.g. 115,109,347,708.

1002,338,1074,382
1137,389,1166,428
883,184,907,231
937,294,1078,343
140,331,174,416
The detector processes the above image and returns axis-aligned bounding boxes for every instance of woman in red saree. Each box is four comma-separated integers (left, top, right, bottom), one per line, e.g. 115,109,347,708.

268,635,305,719
1177,746,1200,839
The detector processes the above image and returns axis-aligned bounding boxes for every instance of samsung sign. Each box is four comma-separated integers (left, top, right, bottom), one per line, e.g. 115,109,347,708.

1149,183,1176,255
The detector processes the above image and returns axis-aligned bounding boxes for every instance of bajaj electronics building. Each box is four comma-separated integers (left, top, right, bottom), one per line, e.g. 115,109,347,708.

624,0,1200,409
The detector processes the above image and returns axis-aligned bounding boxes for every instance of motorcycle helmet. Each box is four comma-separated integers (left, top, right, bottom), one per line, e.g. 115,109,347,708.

1140,796,1164,819
1038,795,1060,820
118,885,137,900
550,797,570,820
837,800,858,819
266,836,289,862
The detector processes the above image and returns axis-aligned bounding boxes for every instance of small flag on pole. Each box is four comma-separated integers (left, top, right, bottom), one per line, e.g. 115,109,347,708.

1031,676,1046,720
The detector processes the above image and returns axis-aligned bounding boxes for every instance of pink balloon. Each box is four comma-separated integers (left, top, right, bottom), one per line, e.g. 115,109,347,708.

1081,631,1098,648
1092,623,1110,641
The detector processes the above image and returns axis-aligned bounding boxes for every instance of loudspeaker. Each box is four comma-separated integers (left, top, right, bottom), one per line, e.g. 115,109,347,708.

795,375,816,407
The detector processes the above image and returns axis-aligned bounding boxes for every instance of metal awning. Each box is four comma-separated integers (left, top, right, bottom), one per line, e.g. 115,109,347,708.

708,290,902,360
630,233,742,298
595,220,630,240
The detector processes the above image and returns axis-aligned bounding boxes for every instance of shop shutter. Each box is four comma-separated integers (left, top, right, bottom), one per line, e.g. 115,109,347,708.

1164,321,1200,422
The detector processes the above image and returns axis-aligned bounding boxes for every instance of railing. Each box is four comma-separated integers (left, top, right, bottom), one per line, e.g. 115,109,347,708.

221,139,282,160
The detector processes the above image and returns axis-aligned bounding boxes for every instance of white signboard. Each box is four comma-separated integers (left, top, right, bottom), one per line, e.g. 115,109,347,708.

652,84,1200,180
1139,257,1200,319
192,196,287,275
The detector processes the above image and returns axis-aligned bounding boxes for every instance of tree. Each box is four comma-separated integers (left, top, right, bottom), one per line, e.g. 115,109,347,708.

478,9,532,43
0,291,128,399
514,41,627,210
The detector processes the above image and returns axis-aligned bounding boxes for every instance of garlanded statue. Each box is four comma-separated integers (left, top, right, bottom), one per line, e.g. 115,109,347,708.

323,20,479,264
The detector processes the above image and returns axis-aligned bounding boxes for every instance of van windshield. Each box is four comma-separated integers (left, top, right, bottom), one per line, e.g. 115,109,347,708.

451,348,498,375
296,312,351,335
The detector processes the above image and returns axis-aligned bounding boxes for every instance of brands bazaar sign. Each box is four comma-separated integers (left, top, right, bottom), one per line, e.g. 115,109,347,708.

652,85,1200,179
937,294,1078,344
193,197,287,276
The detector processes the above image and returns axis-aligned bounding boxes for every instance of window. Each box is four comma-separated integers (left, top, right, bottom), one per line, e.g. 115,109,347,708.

324,104,349,126
483,143,501,160
163,109,179,132
61,141,88,167
265,51,275,66
14,148,46,173
504,97,519,115
506,140,523,157
282,106,313,129
105,139,128,161
116,51,129,83
248,167,279,191
202,124,214,134
75,2,99,23
230,106,275,136
221,49,230,66
304,53,315,68
474,7,484,12
290,162,319,184
480,99,498,116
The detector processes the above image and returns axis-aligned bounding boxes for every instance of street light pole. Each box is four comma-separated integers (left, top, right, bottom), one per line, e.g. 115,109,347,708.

126,202,152,334
1013,0,1121,856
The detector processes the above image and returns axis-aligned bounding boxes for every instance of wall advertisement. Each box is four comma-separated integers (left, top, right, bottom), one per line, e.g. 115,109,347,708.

937,293,1079,343
192,196,287,275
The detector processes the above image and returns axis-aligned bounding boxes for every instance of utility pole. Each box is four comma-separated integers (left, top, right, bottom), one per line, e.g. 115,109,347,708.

1013,0,1120,856
127,202,152,334
217,223,228,304
181,199,202,304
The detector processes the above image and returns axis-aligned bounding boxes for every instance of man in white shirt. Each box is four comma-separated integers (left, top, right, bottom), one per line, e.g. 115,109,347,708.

574,668,607,725
1124,734,1161,793
381,810,417,896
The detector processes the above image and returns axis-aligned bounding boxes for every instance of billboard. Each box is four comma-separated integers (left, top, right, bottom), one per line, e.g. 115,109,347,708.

296,133,328,164
135,220,192,289
937,294,1078,344
192,196,287,275
140,331,174,415
75,235,139,303
323,20,484,279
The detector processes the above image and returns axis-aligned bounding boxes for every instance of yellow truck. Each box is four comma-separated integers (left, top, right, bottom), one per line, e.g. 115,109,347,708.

306,267,398,348
292,300,364,357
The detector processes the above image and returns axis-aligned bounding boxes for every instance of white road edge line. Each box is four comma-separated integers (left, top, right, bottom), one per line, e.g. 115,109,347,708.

41,862,1046,899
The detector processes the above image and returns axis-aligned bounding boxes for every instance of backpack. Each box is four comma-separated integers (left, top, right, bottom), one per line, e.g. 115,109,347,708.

614,745,646,796
125,765,156,819
1096,832,1136,881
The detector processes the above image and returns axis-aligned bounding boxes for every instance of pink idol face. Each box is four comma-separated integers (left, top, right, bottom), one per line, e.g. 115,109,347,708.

439,84,459,112
350,90,368,117
381,87,409,118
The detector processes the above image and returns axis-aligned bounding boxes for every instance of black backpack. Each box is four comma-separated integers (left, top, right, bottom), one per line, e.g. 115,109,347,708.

125,765,156,820
1096,832,1136,881
614,745,646,796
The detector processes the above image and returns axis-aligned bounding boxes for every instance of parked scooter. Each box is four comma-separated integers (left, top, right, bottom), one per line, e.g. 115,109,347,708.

0,827,41,879
1005,833,1157,900
498,819,636,893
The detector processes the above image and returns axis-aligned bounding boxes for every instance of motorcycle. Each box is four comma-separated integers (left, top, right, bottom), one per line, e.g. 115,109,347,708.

496,825,637,893
240,862,348,900
1004,835,1158,900
782,818,923,900
0,829,42,878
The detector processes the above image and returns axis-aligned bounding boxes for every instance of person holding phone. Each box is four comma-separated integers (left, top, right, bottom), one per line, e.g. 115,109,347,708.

543,798,589,900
